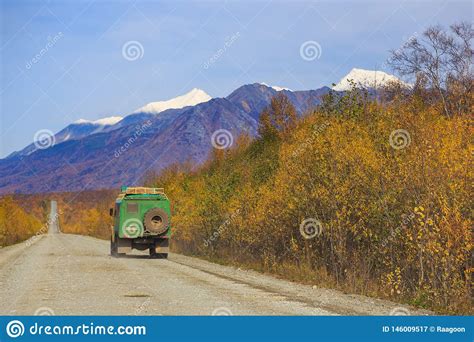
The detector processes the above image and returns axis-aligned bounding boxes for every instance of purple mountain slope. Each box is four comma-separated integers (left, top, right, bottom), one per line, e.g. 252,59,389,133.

0,83,330,194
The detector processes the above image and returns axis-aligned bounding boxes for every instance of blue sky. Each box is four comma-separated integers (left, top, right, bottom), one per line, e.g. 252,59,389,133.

0,0,471,157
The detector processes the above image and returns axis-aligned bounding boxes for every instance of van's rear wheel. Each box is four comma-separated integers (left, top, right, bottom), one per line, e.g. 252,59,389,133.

149,247,167,259
149,247,157,258
110,236,118,257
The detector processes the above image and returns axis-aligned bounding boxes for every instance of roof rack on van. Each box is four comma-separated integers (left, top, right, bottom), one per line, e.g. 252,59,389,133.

121,186,165,195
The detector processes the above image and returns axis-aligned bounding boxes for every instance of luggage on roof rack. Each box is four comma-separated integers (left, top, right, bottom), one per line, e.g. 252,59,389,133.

122,186,165,195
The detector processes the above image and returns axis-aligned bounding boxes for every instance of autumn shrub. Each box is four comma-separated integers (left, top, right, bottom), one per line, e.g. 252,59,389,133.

147,91,472,314
0,196,43,246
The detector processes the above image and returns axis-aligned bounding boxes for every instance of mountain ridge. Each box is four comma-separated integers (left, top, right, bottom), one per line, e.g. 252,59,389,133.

0,83,328,193
1,69,403,194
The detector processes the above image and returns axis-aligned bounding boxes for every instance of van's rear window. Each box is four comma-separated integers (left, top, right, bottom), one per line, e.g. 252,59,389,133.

127,202,138,213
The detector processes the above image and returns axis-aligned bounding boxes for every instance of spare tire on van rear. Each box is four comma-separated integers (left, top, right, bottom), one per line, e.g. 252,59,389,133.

143,208,169,235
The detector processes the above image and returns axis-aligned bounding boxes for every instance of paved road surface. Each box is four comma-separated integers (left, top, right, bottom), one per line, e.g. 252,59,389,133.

0,233,429,315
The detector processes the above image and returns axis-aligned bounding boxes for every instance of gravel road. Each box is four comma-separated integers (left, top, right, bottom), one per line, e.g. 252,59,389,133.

0,233,429,316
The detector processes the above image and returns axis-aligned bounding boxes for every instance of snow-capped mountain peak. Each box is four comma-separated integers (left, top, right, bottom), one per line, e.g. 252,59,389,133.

57,116,123,143
260,82,292,92
332,68,410,91
8,116,124,158
133,88,212,114
74,116,123,126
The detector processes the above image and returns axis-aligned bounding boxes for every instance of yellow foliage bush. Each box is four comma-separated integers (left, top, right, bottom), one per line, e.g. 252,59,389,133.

0,196,43,246
147,92,472,314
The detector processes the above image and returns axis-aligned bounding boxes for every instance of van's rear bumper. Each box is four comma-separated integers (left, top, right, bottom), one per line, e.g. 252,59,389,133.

117,236,169,254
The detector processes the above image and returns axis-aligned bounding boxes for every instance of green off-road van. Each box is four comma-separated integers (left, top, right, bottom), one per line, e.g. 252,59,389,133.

110,186,171,258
